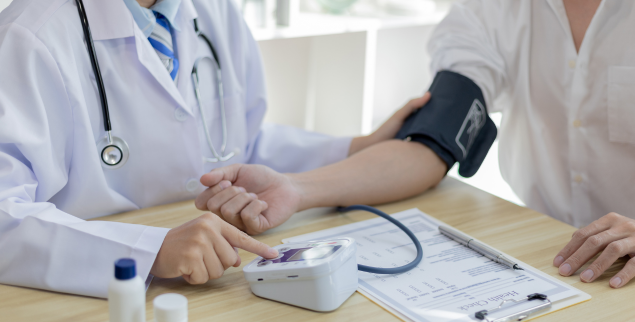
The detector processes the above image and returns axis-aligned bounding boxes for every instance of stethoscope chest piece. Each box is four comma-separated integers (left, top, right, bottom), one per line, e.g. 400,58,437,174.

97,133,130,169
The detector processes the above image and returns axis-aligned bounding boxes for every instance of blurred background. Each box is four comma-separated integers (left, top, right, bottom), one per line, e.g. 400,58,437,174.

0,0,523,206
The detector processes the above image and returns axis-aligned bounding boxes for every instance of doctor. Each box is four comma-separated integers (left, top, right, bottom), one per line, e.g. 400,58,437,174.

0,0,420,297
198,0,635,289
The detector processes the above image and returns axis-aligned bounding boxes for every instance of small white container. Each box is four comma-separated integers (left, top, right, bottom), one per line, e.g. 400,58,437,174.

108,258,146,322
243,238,358,312
154,293,188,322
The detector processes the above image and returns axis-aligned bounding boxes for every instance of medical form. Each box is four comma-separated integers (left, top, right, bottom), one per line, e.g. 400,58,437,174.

284,208,589,322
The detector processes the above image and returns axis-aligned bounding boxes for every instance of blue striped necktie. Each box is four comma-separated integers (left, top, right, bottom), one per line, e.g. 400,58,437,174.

148,12,179,82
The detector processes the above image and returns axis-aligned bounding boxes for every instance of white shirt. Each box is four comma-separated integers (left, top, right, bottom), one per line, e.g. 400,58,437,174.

0,0,351,297
430,0,635,227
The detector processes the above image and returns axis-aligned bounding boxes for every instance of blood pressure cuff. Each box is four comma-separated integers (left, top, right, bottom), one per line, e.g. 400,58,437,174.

395,71,497,177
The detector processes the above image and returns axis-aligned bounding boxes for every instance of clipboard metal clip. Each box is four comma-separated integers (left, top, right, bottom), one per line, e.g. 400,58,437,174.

474,293,552,322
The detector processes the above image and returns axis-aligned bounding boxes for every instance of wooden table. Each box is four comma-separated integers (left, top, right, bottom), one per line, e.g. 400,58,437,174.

1,178,632,321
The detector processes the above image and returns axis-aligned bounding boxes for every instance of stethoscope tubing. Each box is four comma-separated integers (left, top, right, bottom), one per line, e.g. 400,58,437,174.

75,0,111,133
338,205,423,275
192,55,233,162
193,21,232,161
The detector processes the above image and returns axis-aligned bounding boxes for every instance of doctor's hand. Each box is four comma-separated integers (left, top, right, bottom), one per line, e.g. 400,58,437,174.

195,164,300,235
348,92,430,155
554,212,635,289
150,213,278,284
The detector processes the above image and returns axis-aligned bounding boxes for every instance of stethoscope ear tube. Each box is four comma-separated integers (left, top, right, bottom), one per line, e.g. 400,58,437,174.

338,205,423,274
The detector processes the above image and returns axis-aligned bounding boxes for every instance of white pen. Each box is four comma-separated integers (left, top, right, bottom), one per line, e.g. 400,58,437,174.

438,225,524,270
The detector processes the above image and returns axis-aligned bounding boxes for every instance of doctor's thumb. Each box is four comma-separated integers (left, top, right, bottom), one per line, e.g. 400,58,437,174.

200,164,243,186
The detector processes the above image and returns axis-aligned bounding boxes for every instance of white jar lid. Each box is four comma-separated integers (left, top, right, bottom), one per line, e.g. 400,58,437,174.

153,293,188,322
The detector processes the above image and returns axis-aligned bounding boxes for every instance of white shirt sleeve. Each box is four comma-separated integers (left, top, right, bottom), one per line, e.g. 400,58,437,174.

428,0,508,110
0,23,169,299
231,1,352,173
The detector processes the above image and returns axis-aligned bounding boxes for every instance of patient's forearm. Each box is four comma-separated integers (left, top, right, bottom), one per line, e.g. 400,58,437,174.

290,140,447,210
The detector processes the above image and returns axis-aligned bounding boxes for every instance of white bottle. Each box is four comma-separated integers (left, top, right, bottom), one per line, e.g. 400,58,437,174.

154,293,188,322
108,258,146,322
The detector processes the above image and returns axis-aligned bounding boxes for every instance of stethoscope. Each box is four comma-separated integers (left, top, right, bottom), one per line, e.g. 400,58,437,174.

75,0,235,169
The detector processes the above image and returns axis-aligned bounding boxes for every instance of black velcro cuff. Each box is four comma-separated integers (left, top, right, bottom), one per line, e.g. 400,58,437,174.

408,135,455,173
396,71,497,177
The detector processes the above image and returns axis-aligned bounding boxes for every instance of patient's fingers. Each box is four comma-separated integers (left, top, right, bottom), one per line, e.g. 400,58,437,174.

240,200,268,235
195,180,232,210
205,186,247,215
218,193,259,230
200,164,243,187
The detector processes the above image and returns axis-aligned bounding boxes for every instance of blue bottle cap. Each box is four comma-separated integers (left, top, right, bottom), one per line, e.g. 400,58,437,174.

114,258,136,280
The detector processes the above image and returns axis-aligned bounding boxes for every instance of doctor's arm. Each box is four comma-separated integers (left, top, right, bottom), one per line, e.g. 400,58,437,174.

0,24,276,298
347,94,431,156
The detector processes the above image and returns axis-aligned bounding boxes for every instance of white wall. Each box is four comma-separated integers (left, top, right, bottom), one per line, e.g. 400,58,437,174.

372,25,434,129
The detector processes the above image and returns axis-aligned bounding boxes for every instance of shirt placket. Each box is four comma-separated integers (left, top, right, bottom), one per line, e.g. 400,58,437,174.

567,49,593,228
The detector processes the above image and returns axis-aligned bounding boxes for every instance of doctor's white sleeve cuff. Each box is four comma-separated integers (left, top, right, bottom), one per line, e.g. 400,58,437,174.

129,226,170,282
326,136,353,165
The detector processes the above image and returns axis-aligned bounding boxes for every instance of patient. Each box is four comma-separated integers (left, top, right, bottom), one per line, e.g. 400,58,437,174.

196,0,635,289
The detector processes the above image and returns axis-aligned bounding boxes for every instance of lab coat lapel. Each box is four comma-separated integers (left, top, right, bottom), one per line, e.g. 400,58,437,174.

133,27,191,114
174,0,199,100
83,0,135,40
84,0,192,115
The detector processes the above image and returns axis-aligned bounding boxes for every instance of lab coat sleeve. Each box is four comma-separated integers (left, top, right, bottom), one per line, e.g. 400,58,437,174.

0,23,169,298
231,2,352,173
428,0,508,111
248,124,353,173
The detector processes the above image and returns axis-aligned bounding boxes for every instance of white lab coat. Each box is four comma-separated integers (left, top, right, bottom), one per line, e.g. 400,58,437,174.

430,0,635,227
0,0,351,298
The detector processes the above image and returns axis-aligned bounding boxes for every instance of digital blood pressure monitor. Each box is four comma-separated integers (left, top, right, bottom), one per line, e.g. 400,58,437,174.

243,205,423,312
243,238,358,312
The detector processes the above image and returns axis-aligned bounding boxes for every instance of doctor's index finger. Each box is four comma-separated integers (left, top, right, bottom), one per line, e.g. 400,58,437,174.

221,224,278,259
200,164,244,187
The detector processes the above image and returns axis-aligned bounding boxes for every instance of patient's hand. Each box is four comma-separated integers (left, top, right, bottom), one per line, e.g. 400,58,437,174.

195,164,300,235
554,212,635,288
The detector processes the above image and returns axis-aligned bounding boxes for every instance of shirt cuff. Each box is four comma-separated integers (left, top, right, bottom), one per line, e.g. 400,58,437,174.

130,226,170,282
325,136,353,165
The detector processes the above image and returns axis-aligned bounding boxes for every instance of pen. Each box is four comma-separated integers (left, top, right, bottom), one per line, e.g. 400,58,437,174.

438,225,524,270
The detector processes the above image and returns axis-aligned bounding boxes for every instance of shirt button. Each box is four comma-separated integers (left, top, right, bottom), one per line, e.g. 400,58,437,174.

175,108,188,122
568,60,576,69
186,178,199,192
572,119,582,128
574,175,583,183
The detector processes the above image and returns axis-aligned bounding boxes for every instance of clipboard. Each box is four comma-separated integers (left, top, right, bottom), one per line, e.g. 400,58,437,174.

357,289,591,322
474,293,551,322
